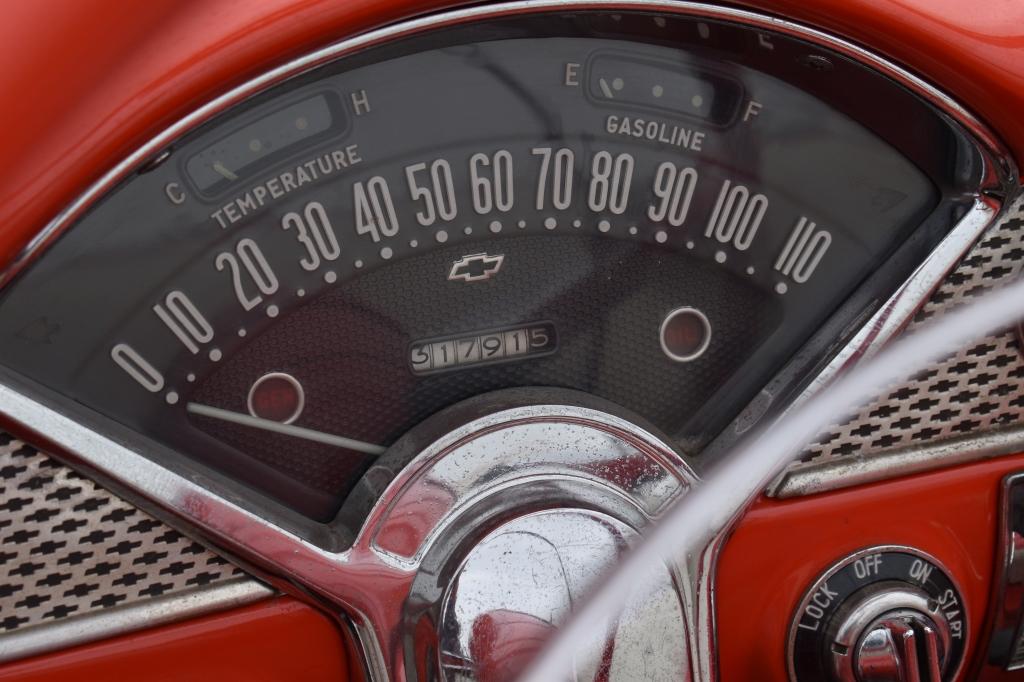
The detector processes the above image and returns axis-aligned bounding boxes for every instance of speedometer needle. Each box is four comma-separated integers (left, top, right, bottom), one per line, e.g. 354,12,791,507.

186,402,386,455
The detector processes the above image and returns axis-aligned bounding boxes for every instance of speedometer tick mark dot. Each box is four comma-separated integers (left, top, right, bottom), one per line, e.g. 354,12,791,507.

209,349,223,362
238,328,247,337
598,219,611,233
655,230,668,243
775,282,789,295
654,16,667,27
463,226,473,235
715,251,727,263
354,260,364,268
629,226,638,235
324,271,337,284
544,217,557,230
297,289,305,297
692,94,704,108
436,230,449,243
165,392,179,405
686,240,695,250
409,240,418,248
380,247,393,260
517,220,526,228
652,85,664,98
573,219,582,228
187,374,196,383
746,267,755,275
698,22,711,39
489,220,502,233
267,305,280,318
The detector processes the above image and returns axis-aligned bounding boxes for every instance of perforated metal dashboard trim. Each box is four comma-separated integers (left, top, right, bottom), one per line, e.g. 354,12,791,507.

0,432,268,658
773,198,1024,496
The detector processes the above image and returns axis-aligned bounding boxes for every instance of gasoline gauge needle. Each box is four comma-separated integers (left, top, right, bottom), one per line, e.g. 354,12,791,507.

186,402,386,455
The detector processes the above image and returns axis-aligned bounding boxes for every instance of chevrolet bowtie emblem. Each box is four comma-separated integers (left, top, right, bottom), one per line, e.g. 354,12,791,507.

447,252,505,283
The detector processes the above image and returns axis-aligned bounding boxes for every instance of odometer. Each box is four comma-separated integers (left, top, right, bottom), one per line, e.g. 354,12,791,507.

0,11,981,531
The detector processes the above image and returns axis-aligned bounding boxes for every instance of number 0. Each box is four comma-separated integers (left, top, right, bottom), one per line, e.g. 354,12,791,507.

111,343,164,392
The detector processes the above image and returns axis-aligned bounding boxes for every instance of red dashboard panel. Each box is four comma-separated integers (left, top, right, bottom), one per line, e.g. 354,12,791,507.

718,454,1024,681
0,597,358,682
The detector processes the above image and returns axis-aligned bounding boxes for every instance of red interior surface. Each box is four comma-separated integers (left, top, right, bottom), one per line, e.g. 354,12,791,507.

1,1,1022,679
0,596,360,681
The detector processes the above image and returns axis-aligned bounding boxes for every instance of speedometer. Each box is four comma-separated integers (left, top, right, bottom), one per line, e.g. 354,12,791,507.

0,9,985,535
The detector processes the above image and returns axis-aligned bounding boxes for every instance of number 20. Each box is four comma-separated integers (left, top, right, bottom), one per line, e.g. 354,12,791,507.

215,238,279,311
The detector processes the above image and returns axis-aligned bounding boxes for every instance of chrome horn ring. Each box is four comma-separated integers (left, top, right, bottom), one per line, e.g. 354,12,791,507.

337,399,697,681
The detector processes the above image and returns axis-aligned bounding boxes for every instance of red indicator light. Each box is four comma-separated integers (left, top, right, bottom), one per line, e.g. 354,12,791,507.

247,373,304,424
660,307,711,362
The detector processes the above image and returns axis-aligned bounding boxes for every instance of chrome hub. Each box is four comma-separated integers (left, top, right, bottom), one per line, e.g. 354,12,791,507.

356,394,696,680
438,509,688,681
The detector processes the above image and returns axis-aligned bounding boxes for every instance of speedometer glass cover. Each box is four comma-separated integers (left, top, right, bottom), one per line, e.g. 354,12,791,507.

0,11,982,534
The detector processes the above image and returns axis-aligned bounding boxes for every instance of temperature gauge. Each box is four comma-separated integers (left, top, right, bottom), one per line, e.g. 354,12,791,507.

185,91,346,195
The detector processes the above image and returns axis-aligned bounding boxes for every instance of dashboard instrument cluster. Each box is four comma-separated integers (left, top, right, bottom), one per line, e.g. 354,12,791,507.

0,11,980,533
0,2,1022,681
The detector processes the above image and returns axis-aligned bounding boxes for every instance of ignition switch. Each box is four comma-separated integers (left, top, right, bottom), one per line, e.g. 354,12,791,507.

788,547,966,681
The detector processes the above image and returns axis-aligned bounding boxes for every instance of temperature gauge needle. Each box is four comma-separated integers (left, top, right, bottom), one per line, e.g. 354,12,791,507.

186,402,386,455
212,162,238,180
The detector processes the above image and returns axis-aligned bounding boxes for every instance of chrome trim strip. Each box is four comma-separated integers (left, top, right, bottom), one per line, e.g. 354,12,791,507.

772,425,1024,498
0,1,1015,680
0,578,273,664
